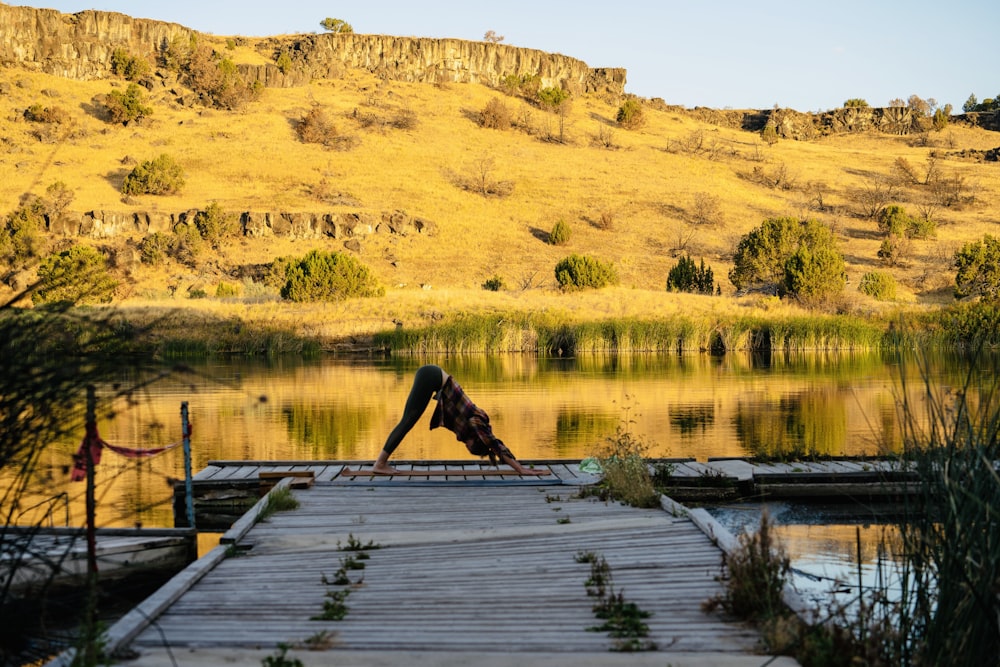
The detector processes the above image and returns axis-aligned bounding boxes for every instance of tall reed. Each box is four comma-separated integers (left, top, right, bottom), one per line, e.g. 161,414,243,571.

889,344,1000,665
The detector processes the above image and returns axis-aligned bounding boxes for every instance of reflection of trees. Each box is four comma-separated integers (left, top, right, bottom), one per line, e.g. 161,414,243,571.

281,402,375,459
669,404,715,436
553,409,618,455
734,388,847,458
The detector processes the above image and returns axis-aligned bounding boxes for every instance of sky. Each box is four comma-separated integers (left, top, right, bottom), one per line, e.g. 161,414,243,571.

14,0,999,112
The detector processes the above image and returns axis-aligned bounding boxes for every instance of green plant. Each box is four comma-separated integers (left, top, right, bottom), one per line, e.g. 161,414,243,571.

32,245,118,306
105,82,153,125
312,588,350,621
121,154,186,195
582,553,656,651
729,217,845,300
554,254,618,291
592,401,659,508
215,281,240,298
256,486,299,523
616,98,644,129
23,103,69,124
1,198,46,264
481,274,505,291
278,249,385,302
275,51,293,74
666,255,715,294
109,47,150,81
954,234,1000,300
548,219,571,246
843,98,870,108
858,271,897,301
339,533,381,552
761,122,779,145
319,17,354,33
262,643,303,667
194,201,239,247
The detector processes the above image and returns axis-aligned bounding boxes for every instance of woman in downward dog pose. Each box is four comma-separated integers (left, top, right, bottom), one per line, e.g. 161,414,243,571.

372,364,546,476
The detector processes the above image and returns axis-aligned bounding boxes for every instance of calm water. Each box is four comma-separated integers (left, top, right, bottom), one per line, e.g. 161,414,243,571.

25,349,979,582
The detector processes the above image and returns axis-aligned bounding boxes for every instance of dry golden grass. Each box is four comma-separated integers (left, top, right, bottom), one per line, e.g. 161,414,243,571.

2,57,998,337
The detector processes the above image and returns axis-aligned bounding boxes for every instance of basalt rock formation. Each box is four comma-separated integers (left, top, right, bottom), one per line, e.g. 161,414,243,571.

0,4,626,96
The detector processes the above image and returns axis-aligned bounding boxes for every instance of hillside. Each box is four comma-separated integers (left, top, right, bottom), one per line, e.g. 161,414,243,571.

2,5,999,344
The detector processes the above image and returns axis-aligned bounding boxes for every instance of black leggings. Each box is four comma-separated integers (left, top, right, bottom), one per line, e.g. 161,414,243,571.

381,365,444,454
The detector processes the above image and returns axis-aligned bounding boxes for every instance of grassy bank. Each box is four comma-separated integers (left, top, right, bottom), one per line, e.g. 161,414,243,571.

84,293,1000,359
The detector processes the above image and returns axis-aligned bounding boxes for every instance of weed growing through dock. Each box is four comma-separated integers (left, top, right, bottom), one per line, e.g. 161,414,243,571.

577,550,656,651
256,486,300,523
583,398,662,508
312,589,351,621
338,533,381,552
262,643,303,667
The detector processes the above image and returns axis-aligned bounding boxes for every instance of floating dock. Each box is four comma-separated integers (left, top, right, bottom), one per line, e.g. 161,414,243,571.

61,462,802,666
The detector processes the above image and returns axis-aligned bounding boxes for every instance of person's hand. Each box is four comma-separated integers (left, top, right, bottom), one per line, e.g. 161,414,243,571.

517,465,549,476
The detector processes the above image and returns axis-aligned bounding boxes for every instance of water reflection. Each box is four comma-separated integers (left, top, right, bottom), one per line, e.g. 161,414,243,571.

17,349,985,530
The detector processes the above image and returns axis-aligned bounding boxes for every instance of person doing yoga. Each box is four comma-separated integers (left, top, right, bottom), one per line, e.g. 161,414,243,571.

372,364,546,476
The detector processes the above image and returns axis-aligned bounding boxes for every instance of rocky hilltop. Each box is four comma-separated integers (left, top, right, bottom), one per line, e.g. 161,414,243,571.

0,4,626,96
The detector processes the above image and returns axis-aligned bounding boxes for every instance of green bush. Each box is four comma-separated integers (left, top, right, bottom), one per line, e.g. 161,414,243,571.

194,202,239,247
481,275,505,291
1,199,46,265
729,217,845,300
105,83,153,124
616,98,644,130
275,51,293,74
138,232,171,265
122,154,185,195
215,281,240,298
110,48,150,81
32,245,117,306
548,219,571,246
666,255,715,294
858,271,897,301
554,254,618,291
278,250,385,302
954,234,1000,300
23,103,69,124
784,244,846,300
319,17,353,33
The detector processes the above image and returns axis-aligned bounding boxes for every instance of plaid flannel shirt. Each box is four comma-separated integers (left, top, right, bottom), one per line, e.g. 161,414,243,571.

430,376,514,464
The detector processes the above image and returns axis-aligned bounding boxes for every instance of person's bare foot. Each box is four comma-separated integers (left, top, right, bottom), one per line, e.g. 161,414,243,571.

370,463,399,475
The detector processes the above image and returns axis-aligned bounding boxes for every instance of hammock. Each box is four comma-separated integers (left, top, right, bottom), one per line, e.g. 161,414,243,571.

71,420,187,481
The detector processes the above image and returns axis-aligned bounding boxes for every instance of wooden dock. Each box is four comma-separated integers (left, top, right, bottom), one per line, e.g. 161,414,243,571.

174,457,920,528
74,462,802,666
1,526,196,596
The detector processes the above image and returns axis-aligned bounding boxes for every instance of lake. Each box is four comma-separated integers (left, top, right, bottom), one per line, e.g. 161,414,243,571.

26,349,965,593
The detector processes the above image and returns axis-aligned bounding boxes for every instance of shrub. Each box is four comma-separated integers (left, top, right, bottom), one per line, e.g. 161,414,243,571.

275,51,293,74
548,219,571,246
844,98,870,108
616,98,644,130
215,281,241,298
121,154,185,195
296,105,339,146
481,275,505,291
23,103,69,124
729,217,845,300
1,199,46,265
319,18,353,33
193,202,239,247
554,254,618,291
138,232,171,265
109,48,150,81
707,511,790,621
104,83,153,124
783,244,847,301
666,255,715,294
479,97,512,130
858,271,897,300
278,250,385,302
760,122,779,146
32,245,117,306
954,234,1000,300
185,43,261,110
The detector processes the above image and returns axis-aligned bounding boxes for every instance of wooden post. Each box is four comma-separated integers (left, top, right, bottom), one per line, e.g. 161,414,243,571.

181,401,195,529
82,384,99,665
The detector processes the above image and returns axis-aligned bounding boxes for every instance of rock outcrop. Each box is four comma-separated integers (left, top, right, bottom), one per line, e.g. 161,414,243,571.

0,4,626,96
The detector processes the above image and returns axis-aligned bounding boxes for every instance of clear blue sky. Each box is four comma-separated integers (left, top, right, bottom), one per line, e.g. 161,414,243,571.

15,0,998,112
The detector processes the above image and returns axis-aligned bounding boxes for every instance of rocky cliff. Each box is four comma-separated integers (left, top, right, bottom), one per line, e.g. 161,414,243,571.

0,4,626,95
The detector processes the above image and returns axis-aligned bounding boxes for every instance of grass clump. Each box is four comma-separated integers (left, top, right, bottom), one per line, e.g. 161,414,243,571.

587,401,660,508
256,485,299,523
